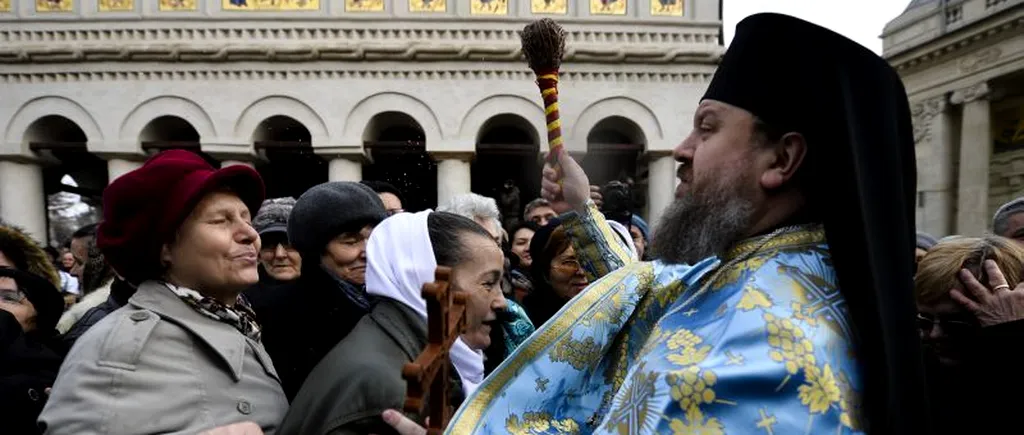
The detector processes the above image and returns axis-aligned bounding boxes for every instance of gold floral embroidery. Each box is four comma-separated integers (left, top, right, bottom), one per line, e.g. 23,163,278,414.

668,406,725,435
666,366,718,411
837,370,862,430
506,412,581,434
789,301,819,327
549,335,603,370
797,364,841,414
737,286,773,311
764,312,817,376
708,254,769,289
665,329,712,367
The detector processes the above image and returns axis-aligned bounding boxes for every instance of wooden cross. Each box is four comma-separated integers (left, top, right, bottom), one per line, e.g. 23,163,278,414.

402,266,467,434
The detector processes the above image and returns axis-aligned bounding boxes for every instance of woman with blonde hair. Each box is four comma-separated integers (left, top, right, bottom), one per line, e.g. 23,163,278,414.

914,235,1024,434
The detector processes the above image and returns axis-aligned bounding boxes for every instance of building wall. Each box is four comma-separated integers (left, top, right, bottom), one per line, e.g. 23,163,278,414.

882,0,1024,237
0,0,723,243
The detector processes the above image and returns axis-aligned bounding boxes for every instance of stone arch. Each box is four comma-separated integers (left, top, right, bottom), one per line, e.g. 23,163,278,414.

234,96,329,145
572,96,663,152
458,95,545,148
4,96,103,147
343,92,443,147
119,96,216,143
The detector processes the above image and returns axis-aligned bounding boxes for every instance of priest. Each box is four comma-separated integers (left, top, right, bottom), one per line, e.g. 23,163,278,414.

387,13,928,435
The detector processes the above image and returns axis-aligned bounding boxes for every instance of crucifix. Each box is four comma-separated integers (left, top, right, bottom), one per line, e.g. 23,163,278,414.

402,266,467,435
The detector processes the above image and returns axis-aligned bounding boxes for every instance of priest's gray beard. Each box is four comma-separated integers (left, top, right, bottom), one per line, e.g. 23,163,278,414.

649,180,755,265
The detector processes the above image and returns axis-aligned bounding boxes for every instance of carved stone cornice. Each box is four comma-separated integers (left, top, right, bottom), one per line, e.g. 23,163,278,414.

0,42,722,65
911,95,948,144
886,16,1022,72
958,47,1003,74
0,68,716,83
950,82,991,104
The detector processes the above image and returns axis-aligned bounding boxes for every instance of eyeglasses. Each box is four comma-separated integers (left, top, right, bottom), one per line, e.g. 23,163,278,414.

552,258,582,274
0,288,27,304
916,313,977,335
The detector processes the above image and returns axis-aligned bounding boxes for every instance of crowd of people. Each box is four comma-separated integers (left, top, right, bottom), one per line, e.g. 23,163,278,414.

2,12,1023,435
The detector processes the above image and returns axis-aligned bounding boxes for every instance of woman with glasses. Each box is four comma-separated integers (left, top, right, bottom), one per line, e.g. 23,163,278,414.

521,219,590,327
914,235,1024,434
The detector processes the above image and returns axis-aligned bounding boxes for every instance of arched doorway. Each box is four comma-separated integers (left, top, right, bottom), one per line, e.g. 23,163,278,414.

254,115,327,199
585,116,647,216
361,112,436,212
138,115,218,167
26,115,105,246
471,114,541,226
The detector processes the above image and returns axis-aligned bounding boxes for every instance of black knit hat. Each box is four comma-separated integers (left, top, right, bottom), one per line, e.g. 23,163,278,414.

288,182,387,257
0,267,63,336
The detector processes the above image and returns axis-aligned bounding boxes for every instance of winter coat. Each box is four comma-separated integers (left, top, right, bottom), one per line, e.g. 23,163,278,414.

0,310,62,435
38,281,288,434
249,265,372,401
278,298,462,435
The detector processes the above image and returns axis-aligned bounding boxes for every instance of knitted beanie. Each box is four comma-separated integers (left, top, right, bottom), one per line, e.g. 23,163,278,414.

288,182,387,257
254,197,297,236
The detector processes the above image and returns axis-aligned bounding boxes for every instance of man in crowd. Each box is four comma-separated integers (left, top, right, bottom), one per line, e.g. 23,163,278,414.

388,13,928,434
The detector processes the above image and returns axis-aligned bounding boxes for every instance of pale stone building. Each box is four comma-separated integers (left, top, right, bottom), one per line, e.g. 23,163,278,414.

0,0,722,244
883,0,1023,237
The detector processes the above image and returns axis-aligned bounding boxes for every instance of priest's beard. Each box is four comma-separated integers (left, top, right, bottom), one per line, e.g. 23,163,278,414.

650,176,756,265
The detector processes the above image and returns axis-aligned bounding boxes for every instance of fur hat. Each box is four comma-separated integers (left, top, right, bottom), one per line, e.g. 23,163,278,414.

0,221,61,289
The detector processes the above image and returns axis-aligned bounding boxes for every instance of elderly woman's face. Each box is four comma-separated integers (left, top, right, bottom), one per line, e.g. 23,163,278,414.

162,191,260,295
322,225,373,285
259,233,302,282
452,233,507,350
917,286,979,368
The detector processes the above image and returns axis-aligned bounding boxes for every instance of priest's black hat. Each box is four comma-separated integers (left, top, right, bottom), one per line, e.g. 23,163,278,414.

705,14,927,434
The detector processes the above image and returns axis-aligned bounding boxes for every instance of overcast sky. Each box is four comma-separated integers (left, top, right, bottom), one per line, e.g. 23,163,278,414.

722,0,913,54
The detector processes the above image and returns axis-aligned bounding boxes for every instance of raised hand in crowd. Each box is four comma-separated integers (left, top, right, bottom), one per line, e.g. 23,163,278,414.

376,410,427,435
540,146,592,214
951,259,1024,327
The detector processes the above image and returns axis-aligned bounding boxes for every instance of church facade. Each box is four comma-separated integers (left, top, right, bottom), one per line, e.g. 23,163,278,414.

884,0,1024,237
0,0,722,244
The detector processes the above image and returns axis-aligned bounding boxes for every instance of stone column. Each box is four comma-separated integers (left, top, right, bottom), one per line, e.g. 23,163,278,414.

646,151,677,225
910,96,956,237
107,158,144,183
0,159,48,243
951,83,993,236
433,152,473,207
316,147,367,182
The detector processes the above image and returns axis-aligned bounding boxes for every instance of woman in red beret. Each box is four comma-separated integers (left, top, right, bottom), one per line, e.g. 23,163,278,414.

39,150,288,435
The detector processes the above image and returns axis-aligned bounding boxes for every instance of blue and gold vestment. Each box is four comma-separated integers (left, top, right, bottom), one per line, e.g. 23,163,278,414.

448,209,862,435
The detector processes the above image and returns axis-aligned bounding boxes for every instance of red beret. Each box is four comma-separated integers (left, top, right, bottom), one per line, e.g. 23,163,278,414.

97,150,265,284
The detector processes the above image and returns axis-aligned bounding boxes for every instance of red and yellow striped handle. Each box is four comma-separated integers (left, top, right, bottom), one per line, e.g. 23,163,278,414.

536,71,563,165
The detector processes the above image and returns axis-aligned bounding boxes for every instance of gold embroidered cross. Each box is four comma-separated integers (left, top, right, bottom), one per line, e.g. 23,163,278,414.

756,408,778,434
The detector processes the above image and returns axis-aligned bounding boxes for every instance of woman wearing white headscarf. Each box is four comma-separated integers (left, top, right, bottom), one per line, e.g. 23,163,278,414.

278,210,507,435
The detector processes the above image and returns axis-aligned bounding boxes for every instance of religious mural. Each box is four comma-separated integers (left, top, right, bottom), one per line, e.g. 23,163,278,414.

0,0,10,12
408,0,444,12
345,0,383,11
160,0,198,10
530,0,566,14
470,0,506,15
222,0,319,11
651,0,682,16
99,0,134,11
589,0,623,15
36,0,74,12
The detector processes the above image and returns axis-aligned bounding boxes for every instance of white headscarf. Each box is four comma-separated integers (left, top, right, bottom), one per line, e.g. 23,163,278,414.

365,210,485,395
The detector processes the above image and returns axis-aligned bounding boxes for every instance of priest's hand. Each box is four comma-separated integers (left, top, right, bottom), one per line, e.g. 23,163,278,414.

377,410,427,435
541,146,592,215
950,259,1024,327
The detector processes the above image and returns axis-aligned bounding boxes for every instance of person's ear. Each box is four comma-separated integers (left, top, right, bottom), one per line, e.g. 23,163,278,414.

760,132,807,190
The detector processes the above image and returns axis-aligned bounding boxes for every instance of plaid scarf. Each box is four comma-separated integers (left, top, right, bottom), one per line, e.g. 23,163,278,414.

163,283,262,342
